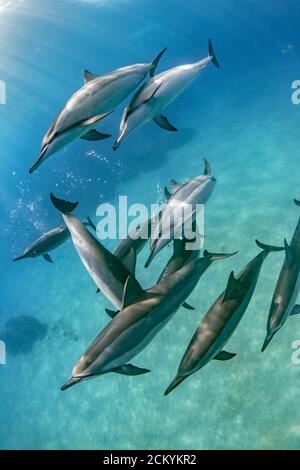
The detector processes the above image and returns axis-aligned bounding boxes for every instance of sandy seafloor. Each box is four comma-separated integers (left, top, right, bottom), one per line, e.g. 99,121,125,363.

0,0,300,449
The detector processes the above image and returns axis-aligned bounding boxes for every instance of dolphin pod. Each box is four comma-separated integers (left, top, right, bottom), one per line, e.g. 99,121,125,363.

261,199,300,351
50,193,143,310
13,217,95,263
12,38,299,398
61,249,236,391
29,49,167,173
145,158,216,267
113,39,220,149
164,240,285,395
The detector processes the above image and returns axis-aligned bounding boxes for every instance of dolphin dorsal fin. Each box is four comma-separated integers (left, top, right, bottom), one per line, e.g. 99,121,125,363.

164,186,172,201
122,276,144,310
203,158,212,176
83,69,99,84
170,179,181,192
222,271,238,304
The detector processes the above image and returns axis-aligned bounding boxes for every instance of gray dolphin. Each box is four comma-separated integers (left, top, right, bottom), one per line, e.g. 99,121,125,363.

29,49,167,173
13,217,95,264
113,218,152,274
61,249,236,391
158,219,201,283
165,240,284,395
50,193,141,310
113,39,219,149
145,159,216,268
262,200,300,352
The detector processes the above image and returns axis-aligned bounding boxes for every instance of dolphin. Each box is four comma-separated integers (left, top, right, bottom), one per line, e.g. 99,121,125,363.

262,200,300,352
113,39,219,150
157,219,202,283
145,159,216,267
164,240,284,395
114,218,152,274
13,217,96,264
61,248,236,391
50,194,142,310
29,49,167,173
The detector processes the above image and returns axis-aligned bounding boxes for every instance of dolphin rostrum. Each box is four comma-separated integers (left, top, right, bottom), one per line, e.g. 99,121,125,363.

61,249,236,391
262,199,300,352
50,193,142,310
29,49,167,173
165,240,284,395
113,39,219,150
145,159,216,268
13,217,95,264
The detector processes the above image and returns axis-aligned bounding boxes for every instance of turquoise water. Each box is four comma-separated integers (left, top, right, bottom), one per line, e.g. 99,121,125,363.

0,0,300,450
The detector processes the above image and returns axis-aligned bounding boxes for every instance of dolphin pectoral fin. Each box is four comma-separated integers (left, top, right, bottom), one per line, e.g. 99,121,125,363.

153,115,178,132
83,69,99,84
222,271,238,303
203,158,212,176
105,308,119,318
114,364,150,375
122,275,144,309
81,130,111,141
294,199,300,207
203,250,238,261
182,302,195,311
164,186,172,201
43,254,53,263
121,247,137,275
214,350,236,361
150,47,167,77
290,305,300,316
78,112,113,128
208,38,220,68
50,193,79,214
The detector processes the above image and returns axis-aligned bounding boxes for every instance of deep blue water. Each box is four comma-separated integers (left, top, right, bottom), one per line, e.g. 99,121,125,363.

0,0,300,450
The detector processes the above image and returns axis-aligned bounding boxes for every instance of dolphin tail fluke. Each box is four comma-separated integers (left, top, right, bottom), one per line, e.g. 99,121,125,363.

84,216,96,231
164,375,187,396
294,199,300,207
50,193,78,215
261,332,276,352
255,239,284,253
61,376,82,391
208,39,220,68
150,47,167,77
203,250,238,261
